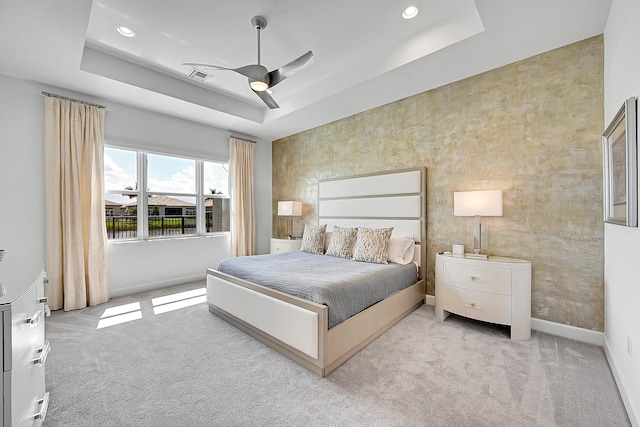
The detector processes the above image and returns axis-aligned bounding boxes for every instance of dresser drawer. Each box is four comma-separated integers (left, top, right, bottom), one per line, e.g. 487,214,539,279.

443,263,511,295
9,339,48,427
444,285,511,326
5,282,42,371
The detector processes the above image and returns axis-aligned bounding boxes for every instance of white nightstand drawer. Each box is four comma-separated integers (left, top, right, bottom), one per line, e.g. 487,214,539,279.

443,263,511,295
444,285,511,326
270,238,302,254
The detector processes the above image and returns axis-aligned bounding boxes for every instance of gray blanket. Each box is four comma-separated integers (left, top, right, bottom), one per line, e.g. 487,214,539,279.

217,251,418,328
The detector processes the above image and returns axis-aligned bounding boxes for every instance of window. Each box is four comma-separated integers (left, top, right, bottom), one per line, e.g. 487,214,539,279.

204,161,231,234
165,207,183,216
104,146,229,240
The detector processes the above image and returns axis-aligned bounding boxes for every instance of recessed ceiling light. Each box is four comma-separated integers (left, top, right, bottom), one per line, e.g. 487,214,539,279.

402,6,420,20
116,26,136,38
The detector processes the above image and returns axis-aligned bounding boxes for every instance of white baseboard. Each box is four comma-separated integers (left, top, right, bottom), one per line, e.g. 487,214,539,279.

109,274,207,298
425,295,435,306
604,339,639,427
531,317,604,346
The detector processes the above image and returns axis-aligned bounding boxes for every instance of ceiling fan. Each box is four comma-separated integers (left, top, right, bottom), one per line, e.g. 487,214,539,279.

183,16,314,109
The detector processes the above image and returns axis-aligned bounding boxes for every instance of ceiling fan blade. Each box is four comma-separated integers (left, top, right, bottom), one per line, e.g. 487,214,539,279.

234,64,269,82
268,51,314,88
252,88,279,109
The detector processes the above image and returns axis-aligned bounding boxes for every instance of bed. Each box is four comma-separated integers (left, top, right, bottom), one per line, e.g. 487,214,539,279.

206,168,427,377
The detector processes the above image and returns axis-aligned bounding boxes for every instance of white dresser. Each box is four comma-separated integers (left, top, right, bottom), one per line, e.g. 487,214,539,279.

270,238,302,254
435,253,531,340
0,254,50,426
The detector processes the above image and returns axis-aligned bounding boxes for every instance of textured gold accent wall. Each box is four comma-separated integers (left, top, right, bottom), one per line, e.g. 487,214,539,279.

273,36,604,331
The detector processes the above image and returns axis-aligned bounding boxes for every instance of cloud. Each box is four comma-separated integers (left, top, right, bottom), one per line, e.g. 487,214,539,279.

105,149,228,197
148,166,196,193
104,154,135,190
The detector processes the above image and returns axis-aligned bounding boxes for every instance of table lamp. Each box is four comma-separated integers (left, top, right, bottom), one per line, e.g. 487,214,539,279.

277,201,302,239
454,190,503,259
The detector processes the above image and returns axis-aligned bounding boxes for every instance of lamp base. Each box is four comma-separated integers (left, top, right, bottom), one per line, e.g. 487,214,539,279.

465,252,489,260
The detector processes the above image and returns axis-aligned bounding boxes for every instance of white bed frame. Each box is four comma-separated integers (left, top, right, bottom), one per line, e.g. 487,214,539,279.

206,167,427,377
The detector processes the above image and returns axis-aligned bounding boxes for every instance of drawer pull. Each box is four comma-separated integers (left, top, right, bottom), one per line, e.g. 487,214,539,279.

470,276,479,281
37,296,52,317
27,309,43,329
33,392,50,421
33,340,51,365
464,302,481,310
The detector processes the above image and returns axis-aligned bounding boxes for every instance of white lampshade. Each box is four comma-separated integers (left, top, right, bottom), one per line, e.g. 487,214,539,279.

454,190,503,217
277,201,302,216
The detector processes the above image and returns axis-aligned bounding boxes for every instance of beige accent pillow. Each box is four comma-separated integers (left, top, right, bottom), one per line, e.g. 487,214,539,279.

299,224,327,255
352,227,394,264
325,226,358,259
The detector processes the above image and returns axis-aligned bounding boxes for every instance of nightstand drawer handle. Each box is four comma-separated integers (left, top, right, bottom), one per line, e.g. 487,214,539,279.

470,276,479,281
464,302,481,310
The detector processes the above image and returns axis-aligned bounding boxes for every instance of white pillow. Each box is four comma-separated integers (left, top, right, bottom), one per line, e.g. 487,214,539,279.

387,237,415,265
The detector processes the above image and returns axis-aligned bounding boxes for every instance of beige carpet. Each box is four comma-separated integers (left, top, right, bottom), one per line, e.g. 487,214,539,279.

43,281,630,426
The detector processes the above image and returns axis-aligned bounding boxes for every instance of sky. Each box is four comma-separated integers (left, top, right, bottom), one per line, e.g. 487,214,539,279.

105,147,228,204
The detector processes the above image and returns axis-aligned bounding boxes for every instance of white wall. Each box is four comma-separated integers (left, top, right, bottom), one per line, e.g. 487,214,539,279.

0,76,47,262
108,235,231,297
0,73,272,299
604,1,640,424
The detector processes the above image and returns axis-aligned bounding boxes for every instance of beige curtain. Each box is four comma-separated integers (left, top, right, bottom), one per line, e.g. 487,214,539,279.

229,137,256,256
44,97,109,311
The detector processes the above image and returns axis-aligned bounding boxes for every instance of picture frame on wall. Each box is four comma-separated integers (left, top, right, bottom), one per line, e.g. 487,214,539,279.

603,96,637,227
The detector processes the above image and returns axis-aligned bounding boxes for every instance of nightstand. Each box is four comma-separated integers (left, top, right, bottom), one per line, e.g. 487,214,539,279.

435,253,531,340
270,238,302,254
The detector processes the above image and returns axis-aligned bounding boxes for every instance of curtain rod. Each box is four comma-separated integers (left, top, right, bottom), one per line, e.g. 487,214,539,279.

41,91,107,110
227,133,257,144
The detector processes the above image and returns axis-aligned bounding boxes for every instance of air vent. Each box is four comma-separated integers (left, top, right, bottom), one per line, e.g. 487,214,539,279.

187,69,211,83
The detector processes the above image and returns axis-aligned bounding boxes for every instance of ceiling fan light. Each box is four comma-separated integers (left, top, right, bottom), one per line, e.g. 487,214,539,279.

250,80,269,92
402,6,420,19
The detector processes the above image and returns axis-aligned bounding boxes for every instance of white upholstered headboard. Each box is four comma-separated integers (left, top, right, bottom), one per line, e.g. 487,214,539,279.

318,168,427,279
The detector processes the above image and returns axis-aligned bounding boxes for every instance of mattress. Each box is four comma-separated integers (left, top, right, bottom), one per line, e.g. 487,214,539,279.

217,251,418,328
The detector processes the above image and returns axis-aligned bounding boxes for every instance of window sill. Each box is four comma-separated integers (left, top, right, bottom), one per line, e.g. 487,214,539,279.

107,233,229,245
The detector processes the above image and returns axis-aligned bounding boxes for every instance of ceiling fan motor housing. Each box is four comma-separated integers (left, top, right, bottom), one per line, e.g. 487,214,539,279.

251,16,267,30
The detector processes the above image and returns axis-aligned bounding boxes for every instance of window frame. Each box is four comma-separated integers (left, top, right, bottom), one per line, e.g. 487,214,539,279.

104,145,230,241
